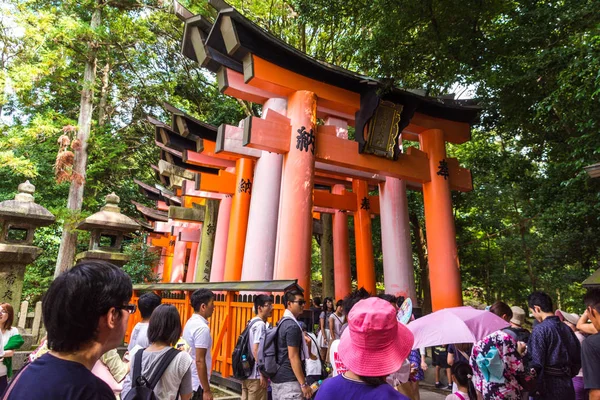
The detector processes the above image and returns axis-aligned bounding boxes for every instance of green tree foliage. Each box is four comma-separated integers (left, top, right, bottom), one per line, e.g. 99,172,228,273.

1,0,599,312
0,0,245,293
123,234,160,284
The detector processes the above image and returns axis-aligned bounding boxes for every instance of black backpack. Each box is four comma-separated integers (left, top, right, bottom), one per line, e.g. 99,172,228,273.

123,348,180,400
232,318,261,379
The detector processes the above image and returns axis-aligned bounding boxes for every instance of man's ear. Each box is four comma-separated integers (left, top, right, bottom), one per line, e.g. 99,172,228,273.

105,307,119,329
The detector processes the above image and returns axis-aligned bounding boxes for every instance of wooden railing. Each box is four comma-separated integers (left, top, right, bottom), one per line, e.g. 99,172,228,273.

126,291,285,378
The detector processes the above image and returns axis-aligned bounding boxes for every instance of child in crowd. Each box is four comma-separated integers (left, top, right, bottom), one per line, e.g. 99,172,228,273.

445,361,477,400
433,344,452,389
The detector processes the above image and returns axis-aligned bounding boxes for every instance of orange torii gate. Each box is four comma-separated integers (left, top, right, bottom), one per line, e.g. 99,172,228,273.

147,105,378,292
178,0,479,310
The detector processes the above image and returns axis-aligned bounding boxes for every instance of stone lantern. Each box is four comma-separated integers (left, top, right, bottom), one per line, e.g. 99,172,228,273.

75,192,140,267
0,181,55,309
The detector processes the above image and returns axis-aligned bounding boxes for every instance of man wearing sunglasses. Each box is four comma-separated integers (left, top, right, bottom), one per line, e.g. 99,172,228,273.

5,260,133,399
271,290,312,399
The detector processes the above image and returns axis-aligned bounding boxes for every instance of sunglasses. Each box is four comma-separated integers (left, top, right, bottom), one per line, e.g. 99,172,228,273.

115,304,137,314
290,300,307,306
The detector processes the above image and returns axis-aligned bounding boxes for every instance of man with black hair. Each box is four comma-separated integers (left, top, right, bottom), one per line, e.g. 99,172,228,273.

6,261,133,399
183,289,215,400
127,292,161,351
241,294,273,400
527,291,581,400
582,288,600,399
271,290,312,399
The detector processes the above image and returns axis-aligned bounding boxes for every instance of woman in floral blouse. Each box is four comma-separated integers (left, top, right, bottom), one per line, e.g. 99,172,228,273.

470,302,525,399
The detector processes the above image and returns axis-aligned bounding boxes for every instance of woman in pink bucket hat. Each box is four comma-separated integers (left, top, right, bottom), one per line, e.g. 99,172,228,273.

315,297,414,399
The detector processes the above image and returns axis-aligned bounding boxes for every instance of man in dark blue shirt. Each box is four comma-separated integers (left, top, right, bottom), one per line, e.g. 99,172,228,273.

527,291,581,400
582,289,600,400
5,261,133,399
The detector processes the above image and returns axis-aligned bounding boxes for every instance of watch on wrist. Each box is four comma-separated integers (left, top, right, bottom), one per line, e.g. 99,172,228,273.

301,382,309,388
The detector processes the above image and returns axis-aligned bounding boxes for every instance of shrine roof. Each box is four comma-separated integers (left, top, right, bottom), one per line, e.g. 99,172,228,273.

583,268,600,289
133,179,161,202
133,279,303,293
131,200,169,222
147,115,221,176
181,1,479,124
151,164,171,187
163,102,219,142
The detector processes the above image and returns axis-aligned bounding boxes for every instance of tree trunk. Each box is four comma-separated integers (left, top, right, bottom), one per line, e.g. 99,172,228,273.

518,220,536,291
54,5,102,277
97,61,110,126
320,213,335,299
410,211,431,314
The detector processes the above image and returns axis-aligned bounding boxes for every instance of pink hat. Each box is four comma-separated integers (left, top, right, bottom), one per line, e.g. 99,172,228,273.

338,297,414,377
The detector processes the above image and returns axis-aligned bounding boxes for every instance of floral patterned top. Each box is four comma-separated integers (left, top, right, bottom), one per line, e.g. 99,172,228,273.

470,330,524,399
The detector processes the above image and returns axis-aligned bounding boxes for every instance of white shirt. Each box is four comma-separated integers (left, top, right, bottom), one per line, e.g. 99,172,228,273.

127,322,149,351
0,327,18,377
183,314,212,391
121,346,193,399
446,390,469,400
247,316,266,379
329,339,344,377
305,332,322,377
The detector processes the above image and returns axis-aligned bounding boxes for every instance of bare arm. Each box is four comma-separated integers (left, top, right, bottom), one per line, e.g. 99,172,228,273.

195,348,213,399
577,311,598,335
329,317,336,340
289,346,312,398
288,346,306,385
590,389,600,400
447,352,455,366
320,317,327,344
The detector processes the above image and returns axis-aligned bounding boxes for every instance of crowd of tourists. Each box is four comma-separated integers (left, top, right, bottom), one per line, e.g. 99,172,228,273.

1,260,600,400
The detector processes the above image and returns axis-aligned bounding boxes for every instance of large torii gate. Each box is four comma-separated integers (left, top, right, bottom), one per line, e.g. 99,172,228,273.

176,1,478,311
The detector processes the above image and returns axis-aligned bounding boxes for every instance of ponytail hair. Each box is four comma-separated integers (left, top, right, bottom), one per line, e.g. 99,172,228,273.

451,361,477,400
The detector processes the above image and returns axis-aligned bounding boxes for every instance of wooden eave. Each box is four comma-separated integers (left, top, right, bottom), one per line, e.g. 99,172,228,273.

158,146,220,176
133,179,161,202
163,102,220,141
151,164,171,187
131,200,169,222
193,5,479,126
148,115,202,153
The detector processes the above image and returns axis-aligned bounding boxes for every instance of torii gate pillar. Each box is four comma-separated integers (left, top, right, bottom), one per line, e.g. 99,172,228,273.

332,184,351,300
241,98,287,282
274,90,317,301
353,179,376,294
420,129,463,310
223,158,254,281
379,177,416,301
210,195,232,282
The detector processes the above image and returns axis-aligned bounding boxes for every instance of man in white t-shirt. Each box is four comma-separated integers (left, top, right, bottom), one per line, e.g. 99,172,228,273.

183,289,215,400
242,294,273,400
127,292,161,351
